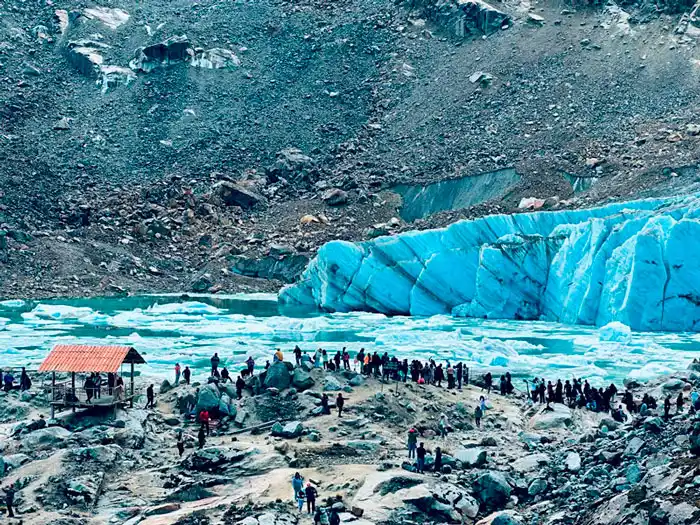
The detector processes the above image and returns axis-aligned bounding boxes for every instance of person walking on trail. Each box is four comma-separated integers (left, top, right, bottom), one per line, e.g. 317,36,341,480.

438,413,449,439
4,484,16,517
246,356,255,375
292,472,304,501
296,489,306,512
336,393,346,417
475,403,483,428
236,375,246,400
305,483,318,513
145,384,155,409
175,363,181,386
176,430,185,457
416,442,427,473
407,427,418,458
211,353,220,375
197,425,206,449
199,409,210,435
183,366,191,385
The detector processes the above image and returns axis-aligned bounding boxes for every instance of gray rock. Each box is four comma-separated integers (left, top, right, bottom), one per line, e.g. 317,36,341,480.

271,421,304,439
264,361,292,390
67,473,103,503
625,463,644,484
454,448,487,468
643,417,663,433
160,379,172,394
266,148,317,184
21,427,71,451
472,471,511,508
528,478,547,496
624,436,644,456
322,188,349,206
292,369,315,391
3,454,30,471
323,376,344,391
349,375,364,387
564,451,582,473
662,378,685,391
531,405,573,430
492,513,524,525
214,181,266,209
130,35,191,72
196,384,221,413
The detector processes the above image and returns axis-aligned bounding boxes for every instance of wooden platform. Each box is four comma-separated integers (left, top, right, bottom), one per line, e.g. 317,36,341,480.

50,394,134,409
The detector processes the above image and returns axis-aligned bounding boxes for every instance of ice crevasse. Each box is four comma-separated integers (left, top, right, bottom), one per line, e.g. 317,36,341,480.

279,194,700,331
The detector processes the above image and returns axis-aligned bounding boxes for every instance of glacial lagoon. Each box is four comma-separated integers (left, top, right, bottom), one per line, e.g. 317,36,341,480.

1,294,699,387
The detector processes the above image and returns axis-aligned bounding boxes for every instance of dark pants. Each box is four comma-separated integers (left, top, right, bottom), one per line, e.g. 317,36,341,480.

202,421,210,435
307,499,315,513
86,390,93,403
177,443,184,456
145,396,154,409
417,459,424,473
343,361,349,370
338,405,343,417
237,388,243,400
6,500,13,517
458,376,462,389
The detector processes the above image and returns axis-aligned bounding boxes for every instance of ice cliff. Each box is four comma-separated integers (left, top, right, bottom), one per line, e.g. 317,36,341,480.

279,195,700,331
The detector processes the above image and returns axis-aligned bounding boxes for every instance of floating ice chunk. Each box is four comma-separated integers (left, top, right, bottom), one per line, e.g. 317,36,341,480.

31,304,96,320
0,299,26,309
627,362,674,382
598,321,632,344
147,302,223,315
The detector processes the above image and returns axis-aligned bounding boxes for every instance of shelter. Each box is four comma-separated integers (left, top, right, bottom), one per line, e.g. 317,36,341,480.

39,345,146,417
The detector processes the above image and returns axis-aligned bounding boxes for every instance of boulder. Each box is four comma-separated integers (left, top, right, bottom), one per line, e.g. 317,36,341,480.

643,417,663,433
130,35,191,72
564,451,581,473
530,404,572,430
230,254,310,284
491,513,524,525
66,473,103,503
292,369,315,391
527,478,547,496
219,393,236,417
266,148,317,184
512,453,548,473
21,426,71,451
662,378,685,391
271,421,304,439
322,189,349,206
324,376,344,391
454,448,487,468
185,445,252,471
264,362,292,390
624,437,644,456
196,384,221,413
214,181,266,209
160,379,172,394
407,0,510,37
625,462,644,484
472,471,511,508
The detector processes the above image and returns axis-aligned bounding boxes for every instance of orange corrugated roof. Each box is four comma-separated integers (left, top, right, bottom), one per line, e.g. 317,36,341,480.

38,345,145,373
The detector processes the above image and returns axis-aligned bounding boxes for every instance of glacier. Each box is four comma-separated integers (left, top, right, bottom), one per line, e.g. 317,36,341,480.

279,194,700,331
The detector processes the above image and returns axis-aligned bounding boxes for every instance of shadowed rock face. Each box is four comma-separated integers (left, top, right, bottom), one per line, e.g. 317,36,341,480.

281,194,700,331
394,168,521,222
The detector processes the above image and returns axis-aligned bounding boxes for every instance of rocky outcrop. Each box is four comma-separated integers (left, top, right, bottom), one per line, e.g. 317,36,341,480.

213,181,266,209
405,0,511,37
264,362,293,390
230,253,310,284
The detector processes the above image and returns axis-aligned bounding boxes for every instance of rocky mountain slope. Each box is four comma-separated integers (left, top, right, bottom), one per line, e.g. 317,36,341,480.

2,0,700,297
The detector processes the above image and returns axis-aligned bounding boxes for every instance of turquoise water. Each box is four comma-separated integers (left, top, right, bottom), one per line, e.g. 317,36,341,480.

1,294,699,385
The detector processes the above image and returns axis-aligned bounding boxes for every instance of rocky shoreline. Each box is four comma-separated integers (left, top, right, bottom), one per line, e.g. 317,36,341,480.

1,359,699,525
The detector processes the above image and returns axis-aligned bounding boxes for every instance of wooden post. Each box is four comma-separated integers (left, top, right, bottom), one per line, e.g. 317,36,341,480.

51,372,56,419
130,362,134,408
71,372,76,413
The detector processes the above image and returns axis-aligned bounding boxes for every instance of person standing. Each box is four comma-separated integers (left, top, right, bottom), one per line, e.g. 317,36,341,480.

20,367,31,392
183,366,191,385
198,425,206,449
407,427,418,458
677,392,684,413
342,348,350,370
336,393,346,417
416,443,426,473
221,367,230,383
434,446,443,474
475,404,483,428
321,394,331,415
236,375,246,400
296,489,306,512
176,430,185,457
246,356,255,375
199,409,210,435
484,372,492,394
211,353,220,375
175,363,181,386
305,483,318,514
94,373,102,399
438,413,449,439
294,346,302,366
145,384,155,409
84,375,94,404
107,372,115,395
3,484,16,517
456,363,463,390
292,472,304,501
